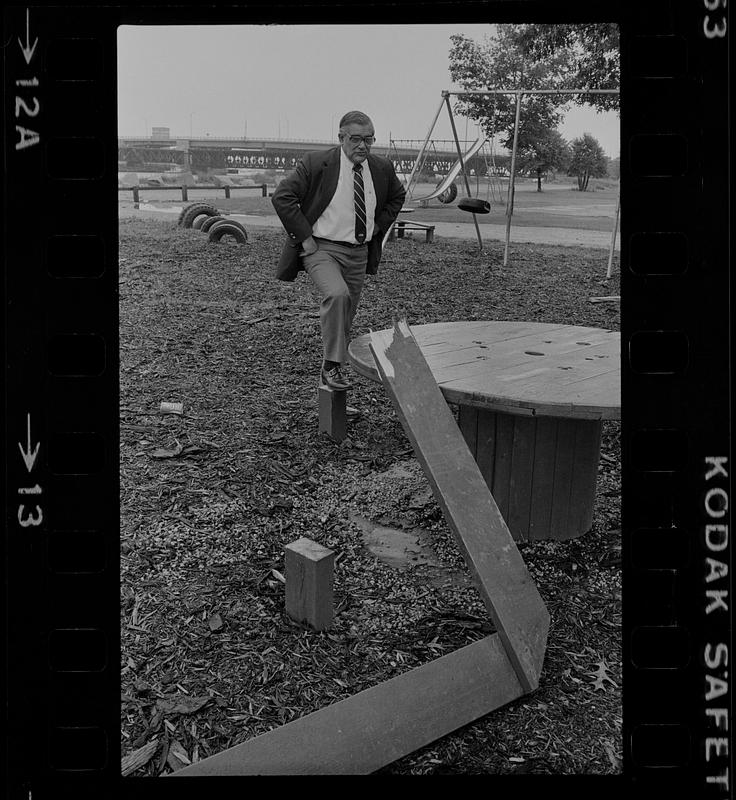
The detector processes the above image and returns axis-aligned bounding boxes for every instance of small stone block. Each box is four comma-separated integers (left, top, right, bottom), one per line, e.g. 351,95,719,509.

285,537,335,631
318,385,347,441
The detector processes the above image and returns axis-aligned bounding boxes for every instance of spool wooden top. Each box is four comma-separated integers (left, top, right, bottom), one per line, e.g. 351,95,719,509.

348,321,621,420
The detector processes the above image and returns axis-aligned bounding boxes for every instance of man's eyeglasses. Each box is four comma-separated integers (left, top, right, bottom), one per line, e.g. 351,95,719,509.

345,135,375,146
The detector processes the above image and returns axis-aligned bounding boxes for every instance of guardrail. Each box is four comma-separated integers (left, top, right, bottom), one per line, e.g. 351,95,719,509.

118,184,269,202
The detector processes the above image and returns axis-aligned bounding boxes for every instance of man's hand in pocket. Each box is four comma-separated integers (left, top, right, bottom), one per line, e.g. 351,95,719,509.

300,236,318,256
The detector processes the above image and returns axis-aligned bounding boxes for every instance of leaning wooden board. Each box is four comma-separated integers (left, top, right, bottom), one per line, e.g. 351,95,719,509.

171,320,550,776
172,633,523,775
368,319,549,692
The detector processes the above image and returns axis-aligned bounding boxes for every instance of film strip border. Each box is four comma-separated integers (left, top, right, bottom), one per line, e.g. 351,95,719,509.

2,3,731,796
621,3,730,797
5,7,117,798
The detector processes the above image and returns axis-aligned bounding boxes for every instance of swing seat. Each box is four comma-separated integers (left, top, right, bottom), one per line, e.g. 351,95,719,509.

458,197,491,214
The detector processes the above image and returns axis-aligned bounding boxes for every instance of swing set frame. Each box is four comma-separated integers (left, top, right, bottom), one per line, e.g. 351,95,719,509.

398,88,620,266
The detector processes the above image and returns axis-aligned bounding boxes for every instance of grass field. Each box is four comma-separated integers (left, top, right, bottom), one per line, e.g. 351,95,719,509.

119,175,620,233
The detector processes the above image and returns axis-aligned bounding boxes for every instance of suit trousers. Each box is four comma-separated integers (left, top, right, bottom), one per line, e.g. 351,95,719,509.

302,239,368,364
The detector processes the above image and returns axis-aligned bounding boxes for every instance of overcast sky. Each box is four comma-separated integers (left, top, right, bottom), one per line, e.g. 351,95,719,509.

118,25,620,157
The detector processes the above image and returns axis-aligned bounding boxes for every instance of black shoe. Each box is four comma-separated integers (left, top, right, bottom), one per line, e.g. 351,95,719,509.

321,365,352,391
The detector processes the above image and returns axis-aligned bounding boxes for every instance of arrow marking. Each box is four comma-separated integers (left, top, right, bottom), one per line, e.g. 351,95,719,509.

18,9,38,65
18,413,40,473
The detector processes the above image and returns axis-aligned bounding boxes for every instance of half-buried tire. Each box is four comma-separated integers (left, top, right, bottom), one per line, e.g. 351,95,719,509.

200,215,228,233
178,202,217,225
179,203,219,228
207,220,248,244
192,214,210,230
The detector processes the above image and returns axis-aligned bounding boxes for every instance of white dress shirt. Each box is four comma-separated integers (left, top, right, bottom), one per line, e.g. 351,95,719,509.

312,148,376,243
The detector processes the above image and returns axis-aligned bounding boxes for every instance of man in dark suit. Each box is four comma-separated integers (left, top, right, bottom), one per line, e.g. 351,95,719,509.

272,110,405,390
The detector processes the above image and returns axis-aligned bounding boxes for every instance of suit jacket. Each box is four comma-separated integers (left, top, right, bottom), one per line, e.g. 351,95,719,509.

271,146,406,281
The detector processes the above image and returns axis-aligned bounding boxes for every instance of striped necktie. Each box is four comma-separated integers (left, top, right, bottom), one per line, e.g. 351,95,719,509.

353,163,366,244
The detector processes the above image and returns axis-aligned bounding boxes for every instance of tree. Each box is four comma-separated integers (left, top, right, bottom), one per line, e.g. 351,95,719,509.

567,133,608,191
449,26,573,151
448,24,618,194
514,24,620,112
517,128,571,191
606,155,621,179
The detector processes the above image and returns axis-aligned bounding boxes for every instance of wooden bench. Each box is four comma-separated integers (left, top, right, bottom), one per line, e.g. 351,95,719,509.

388,219,435,243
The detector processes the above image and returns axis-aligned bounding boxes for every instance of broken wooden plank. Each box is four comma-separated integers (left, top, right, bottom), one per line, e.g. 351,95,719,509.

171,633,523,776
121,738,160,776
285,537,334,631
368,319,549,692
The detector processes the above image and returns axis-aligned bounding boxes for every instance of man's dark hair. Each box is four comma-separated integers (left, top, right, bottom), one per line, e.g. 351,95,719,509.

339,111,373,130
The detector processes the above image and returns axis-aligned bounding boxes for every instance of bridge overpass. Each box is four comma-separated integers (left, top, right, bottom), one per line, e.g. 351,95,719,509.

118,136,510,176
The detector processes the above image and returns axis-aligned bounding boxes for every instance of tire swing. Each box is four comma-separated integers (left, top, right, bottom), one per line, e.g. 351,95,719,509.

457,196,491,214
437,182,458,204
179,203,219,228
458,152,492,214
207,219,248,244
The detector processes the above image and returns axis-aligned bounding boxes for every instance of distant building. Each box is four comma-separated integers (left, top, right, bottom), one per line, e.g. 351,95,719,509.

151,126,170,140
